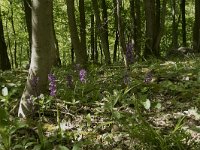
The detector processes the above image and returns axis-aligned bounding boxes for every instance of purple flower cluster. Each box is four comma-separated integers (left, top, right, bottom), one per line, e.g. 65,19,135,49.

48,73,56,96
126,42,134,64
79,69,87,83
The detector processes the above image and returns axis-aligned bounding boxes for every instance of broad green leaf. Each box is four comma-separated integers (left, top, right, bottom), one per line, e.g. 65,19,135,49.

155,103,162,109
13,145,24,149
72,144,80,150
33,145,41,150
142,99,151,110
1,87,8,96
57,145,70,150
113,110,121,119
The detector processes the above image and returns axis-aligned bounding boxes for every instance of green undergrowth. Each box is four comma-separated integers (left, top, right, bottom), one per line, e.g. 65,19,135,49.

1,57,200,149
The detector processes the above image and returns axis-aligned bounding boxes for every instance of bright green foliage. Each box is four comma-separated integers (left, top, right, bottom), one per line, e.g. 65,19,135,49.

1,56,200,149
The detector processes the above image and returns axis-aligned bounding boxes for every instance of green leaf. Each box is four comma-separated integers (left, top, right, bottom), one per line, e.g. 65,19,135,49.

86,113,91,126
57,145,70,150
155,103,162,109
12,144,24,149
113,110,121,119
33,145,41,150
142,99,151,110
0,108,10,127
1,87,8,96
72,144,80,150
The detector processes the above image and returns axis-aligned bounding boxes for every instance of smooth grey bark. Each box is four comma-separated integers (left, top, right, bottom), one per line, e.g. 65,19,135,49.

18,0,54,118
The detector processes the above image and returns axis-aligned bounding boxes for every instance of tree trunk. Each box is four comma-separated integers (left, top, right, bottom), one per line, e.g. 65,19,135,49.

180,0,186,46
18,0,55,118
193,0,200,52
23,0,32,61
79,0,87,56
135,0,142,58
101,0,110,62
10,1,18,68
94,20,98,63
71,43,74,64
113,0,119,62
5,19,13,68
116,0,128,67
0,7,11,71
91,0,111,64
130,0,142,59
90,14,95,61
144,0,155,57
66,0,87,67
171,0,179,48
52,11,61,67
153,0,167,56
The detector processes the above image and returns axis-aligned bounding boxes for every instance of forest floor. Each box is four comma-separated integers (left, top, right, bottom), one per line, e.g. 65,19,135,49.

1,55,200,150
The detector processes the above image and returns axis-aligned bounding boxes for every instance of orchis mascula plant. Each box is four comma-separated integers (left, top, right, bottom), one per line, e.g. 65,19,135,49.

79,69,87,83
48,74,56,96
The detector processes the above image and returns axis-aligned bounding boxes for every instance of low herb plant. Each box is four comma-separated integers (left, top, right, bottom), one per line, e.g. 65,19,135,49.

1,57,200,149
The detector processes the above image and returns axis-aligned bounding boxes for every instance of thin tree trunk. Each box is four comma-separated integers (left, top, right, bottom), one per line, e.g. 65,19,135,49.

66,0,87,67
90,14,95,61
91,0,111,64
52,14,61,67
130,0,142,58
23,0,32,61
101,0,110,62
71,43,74,64
10,1,18,68
180,0,186,46
116,0,127,67
0,7,11,71
193,0,200,52
171,0,179,48
144,0,155,57
113,0,118,62
113,31,119,62
94,20,98,63
153,0,167,57
135,0,142,58
5,19,13,68
79,0,87,55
